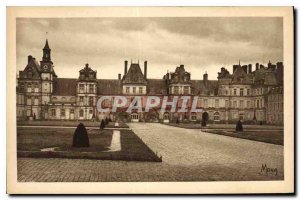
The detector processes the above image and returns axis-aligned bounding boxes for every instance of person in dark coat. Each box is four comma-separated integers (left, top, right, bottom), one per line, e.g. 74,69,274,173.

100,119,105,130
72,123,89,147
236,120,243,132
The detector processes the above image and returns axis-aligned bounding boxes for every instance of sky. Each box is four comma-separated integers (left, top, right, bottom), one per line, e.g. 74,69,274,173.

16,17,283,80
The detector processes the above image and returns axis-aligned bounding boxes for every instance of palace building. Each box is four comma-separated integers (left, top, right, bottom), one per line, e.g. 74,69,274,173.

16,39,284,125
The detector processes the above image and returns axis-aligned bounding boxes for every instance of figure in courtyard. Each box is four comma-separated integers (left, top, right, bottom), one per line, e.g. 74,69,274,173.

100,119,105,130
236,120,243,132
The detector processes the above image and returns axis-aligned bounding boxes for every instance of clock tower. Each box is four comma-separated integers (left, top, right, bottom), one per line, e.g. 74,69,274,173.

40,38,55,117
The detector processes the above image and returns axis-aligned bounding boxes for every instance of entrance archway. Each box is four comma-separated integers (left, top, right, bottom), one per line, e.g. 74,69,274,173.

202,112,209,126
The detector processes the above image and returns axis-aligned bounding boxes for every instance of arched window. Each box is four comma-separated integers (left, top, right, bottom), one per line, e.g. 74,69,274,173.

52,97,58,101
239,113,244,120
163,112,169,120
214,112,220,121
79,110,84,117
61,97,66,101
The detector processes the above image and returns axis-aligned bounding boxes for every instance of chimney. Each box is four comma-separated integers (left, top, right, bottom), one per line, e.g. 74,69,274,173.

124,60,128,75
248,64,252,73
203,72,208,86
260,64,264,69
256,63,259,71
144,61,147,79
118,73,121,80
28,55,33,63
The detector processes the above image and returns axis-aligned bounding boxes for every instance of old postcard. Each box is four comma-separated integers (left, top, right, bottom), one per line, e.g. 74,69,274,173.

7,6,294,194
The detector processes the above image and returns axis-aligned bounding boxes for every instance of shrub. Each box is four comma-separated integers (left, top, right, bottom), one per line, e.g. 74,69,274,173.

72,123,90,147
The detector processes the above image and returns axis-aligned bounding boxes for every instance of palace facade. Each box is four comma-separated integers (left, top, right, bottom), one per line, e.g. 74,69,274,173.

16,39,284,125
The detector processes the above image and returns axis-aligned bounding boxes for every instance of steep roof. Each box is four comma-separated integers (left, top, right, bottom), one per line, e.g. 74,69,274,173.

191,80,219,95
231,66,252,84
123,63,147,84
53,78,77,96
43,39,50,50
97,79,122,95
147,79,168,95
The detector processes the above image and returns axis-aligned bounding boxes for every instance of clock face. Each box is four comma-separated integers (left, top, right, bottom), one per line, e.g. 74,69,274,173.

43,65,48,70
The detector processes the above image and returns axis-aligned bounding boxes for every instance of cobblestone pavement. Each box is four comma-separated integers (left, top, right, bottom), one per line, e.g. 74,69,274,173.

18,123,283,182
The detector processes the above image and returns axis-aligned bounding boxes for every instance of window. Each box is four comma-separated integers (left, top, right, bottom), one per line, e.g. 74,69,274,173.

79,96,84,102
34,96,39,105
139,87,143,94
240,88,244,96
233,89,237,95
133,87,136,94
240,100,244,108
89,96,94,106
89,109,93,114
174,86,179,94
27,96,32,105
215,99,219,108
204,99,208,107
51,109,56,116
61,109,65,117
247,101,250,108
239,113,244,120
89,85,94,93
79,84,84,93
191,112,197,121
79,110,84,117
20,84,25,91
163,112,169,120
225,100,229,108
214,112,220,121
27,84,32,92
70,109,74,114
225,90,228,95
184,86,189,95
233,101,237,108
126,87,130,93
257,100,259,108
247,89,250,96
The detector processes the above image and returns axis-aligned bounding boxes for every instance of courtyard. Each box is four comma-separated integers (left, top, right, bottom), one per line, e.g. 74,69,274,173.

18,123,284,182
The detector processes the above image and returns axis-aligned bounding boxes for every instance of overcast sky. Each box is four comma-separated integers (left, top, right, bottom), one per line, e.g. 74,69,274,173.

16,17,283,80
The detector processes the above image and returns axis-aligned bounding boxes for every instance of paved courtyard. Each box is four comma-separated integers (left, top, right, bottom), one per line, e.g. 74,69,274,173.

18,123,283,182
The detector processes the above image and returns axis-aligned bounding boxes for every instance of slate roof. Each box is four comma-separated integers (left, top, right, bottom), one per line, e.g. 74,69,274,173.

52,78,77,96
231,66,252,84
123,63,147,84
97,79,122,95
191,80,219,95
147,79,168,95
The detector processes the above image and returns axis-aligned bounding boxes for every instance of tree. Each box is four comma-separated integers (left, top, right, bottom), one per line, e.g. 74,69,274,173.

72,123,90,147
100,119,105,130
236,120,243,132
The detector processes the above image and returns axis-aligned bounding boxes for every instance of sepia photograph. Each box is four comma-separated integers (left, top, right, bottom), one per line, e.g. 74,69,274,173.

6,6,294,194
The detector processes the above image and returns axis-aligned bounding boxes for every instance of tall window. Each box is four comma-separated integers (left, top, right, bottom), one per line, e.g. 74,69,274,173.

133,87,136,94
89,96,94,106
34,96,39,105
247,101,250,108
126,87,130,93
233,101,237,108
240,88,244,96
89,85,94,93
215,99,219,108
27,84,32,92
139,87,143,94
225,100,229,108
240,100,244,108
174,86,179,94
233,89,237,95
191,112,197,120
79,84,84,93
257,100,259,108
61,109,65,117
204,99,208,108
27,96,32,105
79,110,84,117
51,109,56,116
184,86,189,95
79,96,84,103
70,109,74,114
247,89,250,96
214,112,220,121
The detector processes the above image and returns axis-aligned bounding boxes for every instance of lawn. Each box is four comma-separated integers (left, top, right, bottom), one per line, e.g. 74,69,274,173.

166,123,283,130
203,130,283,145
17,127,161,162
